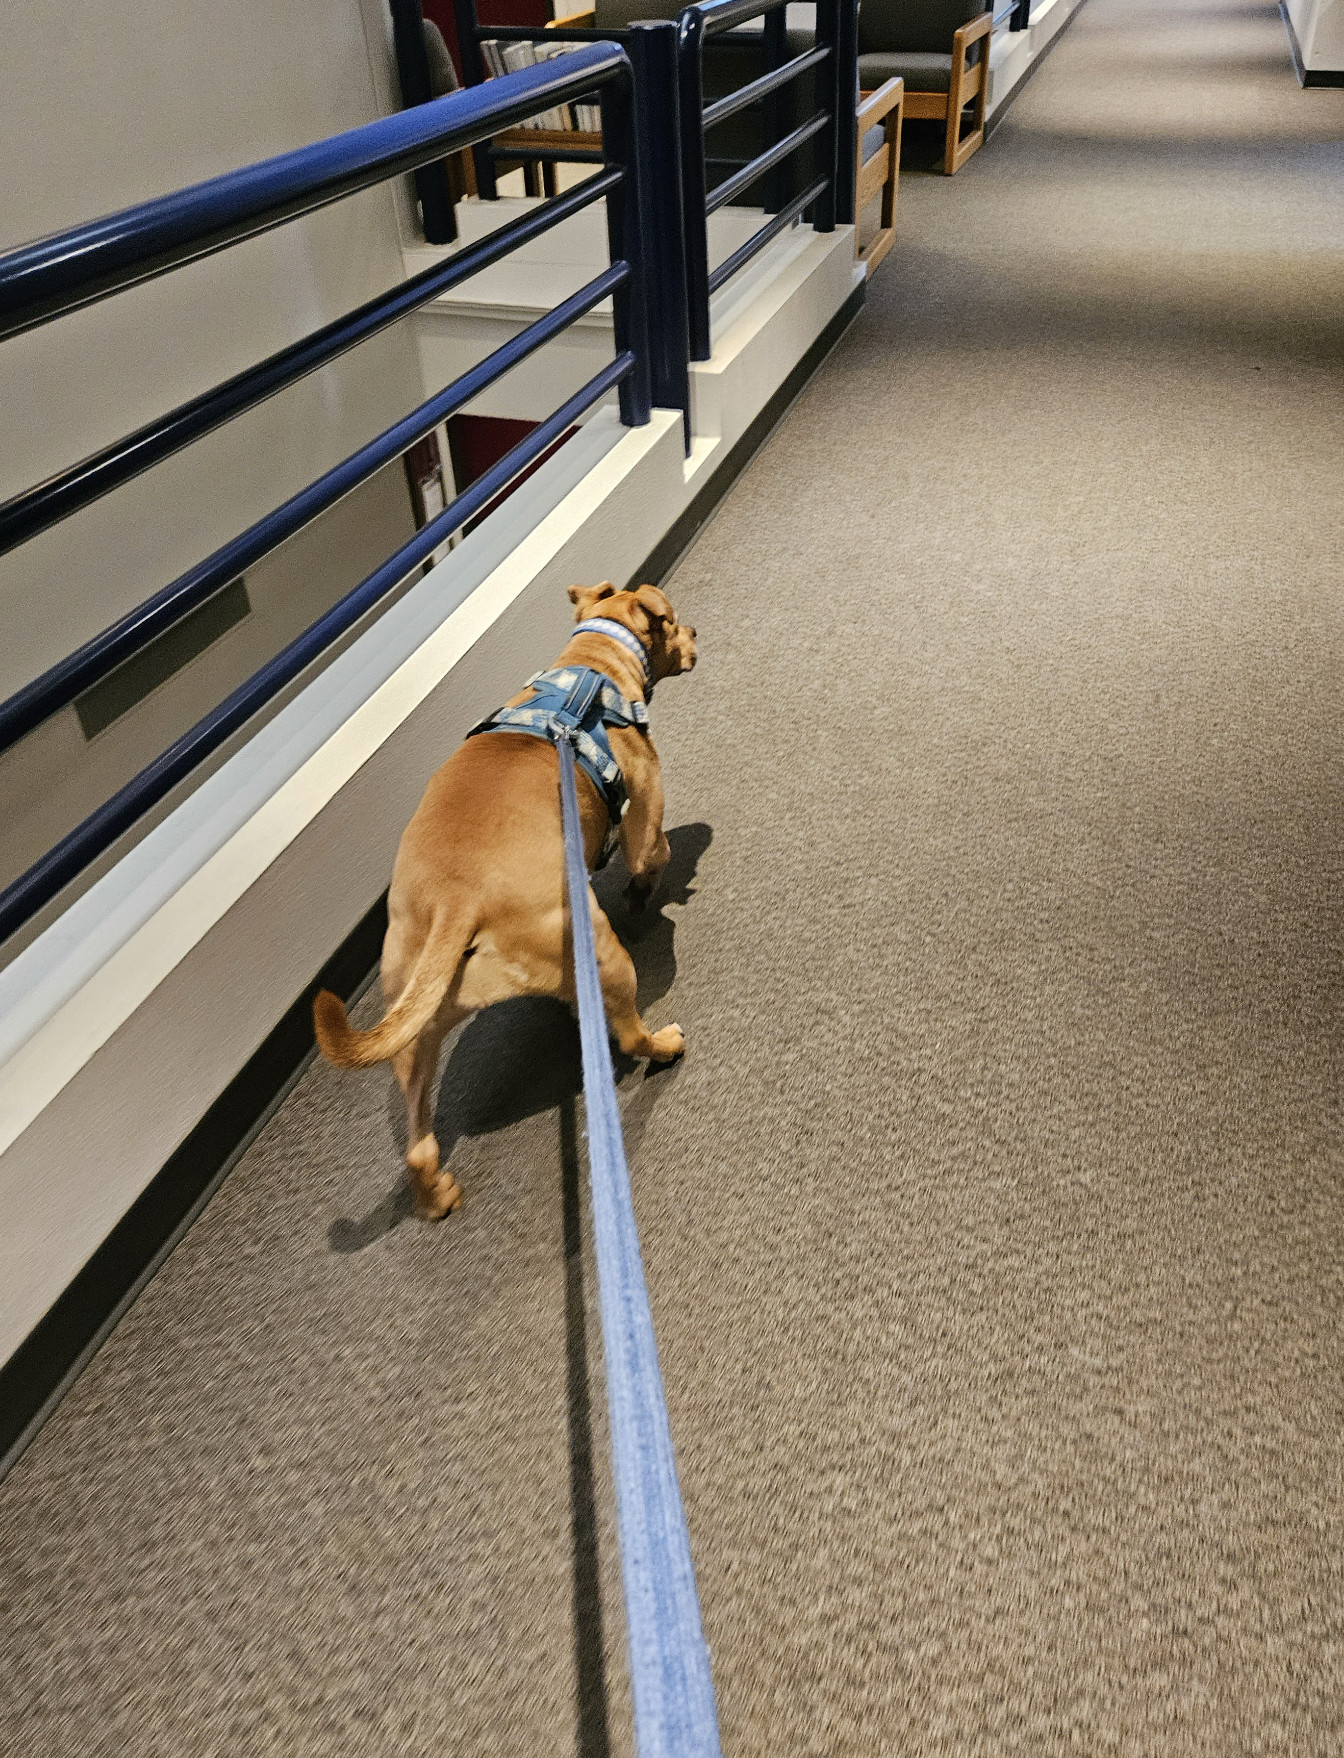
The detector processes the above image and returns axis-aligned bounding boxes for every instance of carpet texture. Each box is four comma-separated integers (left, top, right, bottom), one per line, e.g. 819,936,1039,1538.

3,0,1343,1751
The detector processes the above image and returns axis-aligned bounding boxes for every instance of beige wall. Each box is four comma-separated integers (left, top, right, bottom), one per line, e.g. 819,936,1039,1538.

0,0,428,879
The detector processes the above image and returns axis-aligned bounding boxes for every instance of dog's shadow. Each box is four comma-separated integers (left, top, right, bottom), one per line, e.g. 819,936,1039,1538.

327,821,712,1253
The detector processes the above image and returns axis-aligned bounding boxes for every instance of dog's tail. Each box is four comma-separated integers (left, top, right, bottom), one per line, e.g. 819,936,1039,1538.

313,912,472,1069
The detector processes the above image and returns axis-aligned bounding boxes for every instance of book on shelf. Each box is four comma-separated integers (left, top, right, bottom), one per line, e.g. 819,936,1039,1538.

531,43,575,129
533,41,602,132
481,38,575,131
500,41,541,127
477,38,603,135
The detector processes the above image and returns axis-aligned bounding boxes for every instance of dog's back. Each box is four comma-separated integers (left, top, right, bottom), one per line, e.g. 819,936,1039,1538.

313,731,609,1070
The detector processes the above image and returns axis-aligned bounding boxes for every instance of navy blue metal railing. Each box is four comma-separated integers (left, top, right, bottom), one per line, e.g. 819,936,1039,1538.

449,0,859,377
448,6,692,446
387,0,459,242
994,0,1031,30
677,0,855,360
0,47,649,946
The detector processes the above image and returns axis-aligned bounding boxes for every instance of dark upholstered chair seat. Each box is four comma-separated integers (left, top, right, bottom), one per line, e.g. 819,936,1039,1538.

858,50,954,93
857,0,992,172
860,120,888,161
857,0,984,54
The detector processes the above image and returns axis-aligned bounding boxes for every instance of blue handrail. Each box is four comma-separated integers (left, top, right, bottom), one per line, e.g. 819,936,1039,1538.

701,43,831,129
0,47,649,944
0,49,627,341
0,167,621,569
0,249,625,758
0,352,633,948
705,109,830,213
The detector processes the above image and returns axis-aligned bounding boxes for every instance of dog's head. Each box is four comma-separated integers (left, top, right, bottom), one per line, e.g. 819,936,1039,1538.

568,581,698,681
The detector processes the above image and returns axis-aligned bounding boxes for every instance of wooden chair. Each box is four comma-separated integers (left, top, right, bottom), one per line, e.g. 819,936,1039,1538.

855,77,903,276
857,0,993,175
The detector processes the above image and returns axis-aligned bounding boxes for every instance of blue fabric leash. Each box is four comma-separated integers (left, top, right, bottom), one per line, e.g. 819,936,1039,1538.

556,733,724,1758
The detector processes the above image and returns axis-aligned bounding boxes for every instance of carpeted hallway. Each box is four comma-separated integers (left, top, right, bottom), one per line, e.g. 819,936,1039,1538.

2,0,1342,1751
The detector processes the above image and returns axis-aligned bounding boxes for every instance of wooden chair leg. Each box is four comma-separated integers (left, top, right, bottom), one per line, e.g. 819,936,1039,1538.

855,79,903,277
943,104,961,173
947,88,986,171
945,13,993,173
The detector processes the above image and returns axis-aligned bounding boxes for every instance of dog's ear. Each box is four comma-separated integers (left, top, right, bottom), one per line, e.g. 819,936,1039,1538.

632,583,675,631
569,581,618,619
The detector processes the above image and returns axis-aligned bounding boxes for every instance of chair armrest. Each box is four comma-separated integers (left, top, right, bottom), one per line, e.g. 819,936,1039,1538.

858,76,904,129
548,7,597,24
952,8,994,58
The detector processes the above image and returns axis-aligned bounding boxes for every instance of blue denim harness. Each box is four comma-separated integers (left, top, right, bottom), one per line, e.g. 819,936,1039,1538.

466,619,652,867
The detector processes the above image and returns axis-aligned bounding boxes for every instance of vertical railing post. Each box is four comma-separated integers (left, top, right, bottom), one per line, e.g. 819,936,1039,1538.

388,0,458,242
1010,0,1031,30
761,3,788,215
832,0,859,226
810,0,839,232
627,22,692,448
677,8,713,363
600,66,653,428
451,0,499,198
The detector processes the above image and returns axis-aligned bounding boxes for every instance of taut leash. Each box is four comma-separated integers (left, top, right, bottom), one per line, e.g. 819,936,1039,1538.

556,731,723,1758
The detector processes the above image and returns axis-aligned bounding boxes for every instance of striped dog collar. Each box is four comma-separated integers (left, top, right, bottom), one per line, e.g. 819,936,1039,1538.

573,615,651,683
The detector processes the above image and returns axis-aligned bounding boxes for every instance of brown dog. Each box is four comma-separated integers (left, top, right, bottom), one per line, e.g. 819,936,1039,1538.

313,581,697,1218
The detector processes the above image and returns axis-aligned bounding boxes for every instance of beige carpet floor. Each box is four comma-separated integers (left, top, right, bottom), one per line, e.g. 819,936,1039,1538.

3,0,1343,1751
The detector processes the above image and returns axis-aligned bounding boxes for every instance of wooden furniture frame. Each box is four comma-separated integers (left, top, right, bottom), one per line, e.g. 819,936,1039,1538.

902,8,992,174
482,128,598,196
855,77,902,276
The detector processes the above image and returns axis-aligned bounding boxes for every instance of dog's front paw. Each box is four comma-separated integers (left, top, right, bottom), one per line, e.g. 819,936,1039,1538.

648,1023,685,1062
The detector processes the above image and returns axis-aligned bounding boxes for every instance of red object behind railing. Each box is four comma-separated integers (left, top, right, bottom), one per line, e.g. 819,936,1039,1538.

422,0,554,84
446,412,578,532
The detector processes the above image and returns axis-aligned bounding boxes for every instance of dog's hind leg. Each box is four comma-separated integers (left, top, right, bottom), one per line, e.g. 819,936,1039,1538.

394,1009,465,1219
592,907,684,1062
